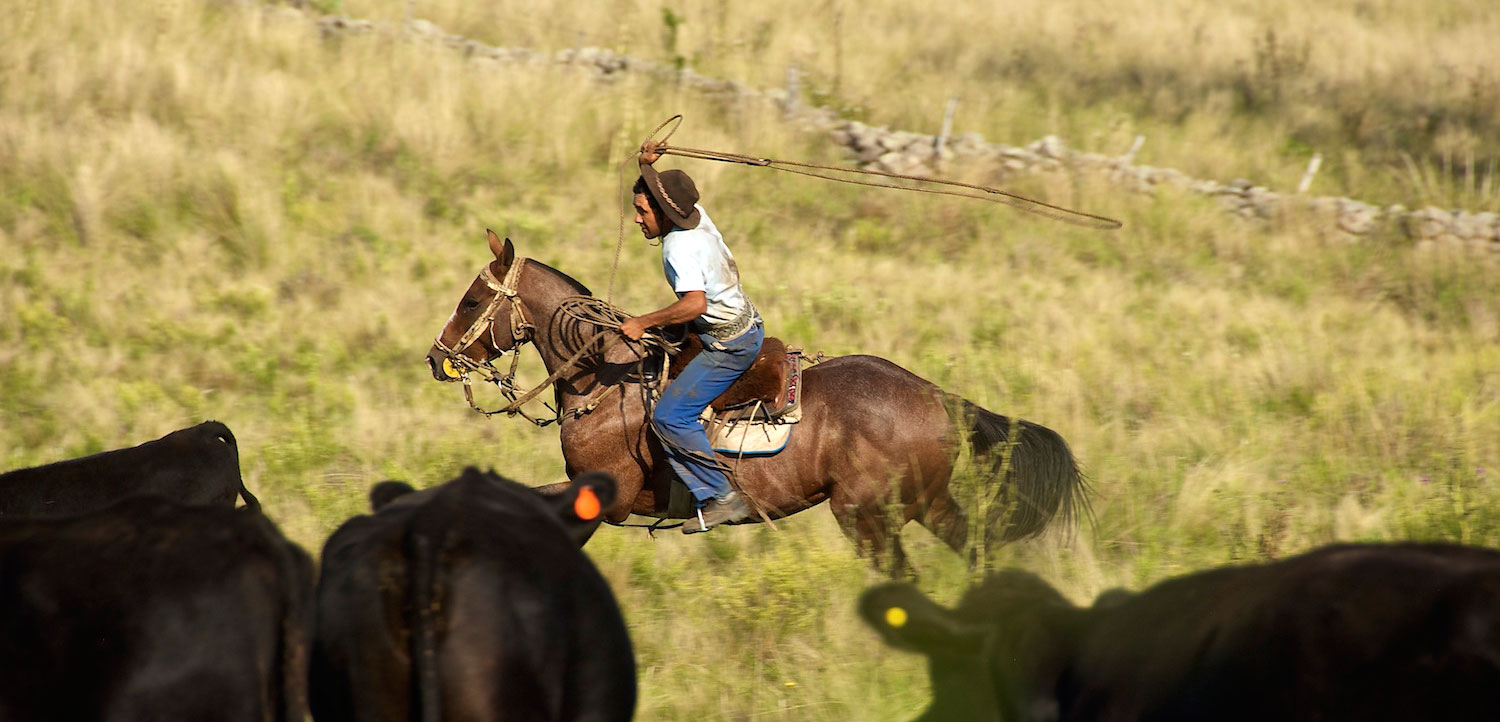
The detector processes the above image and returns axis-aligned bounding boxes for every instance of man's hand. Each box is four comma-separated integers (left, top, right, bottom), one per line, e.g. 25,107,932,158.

640,140,662,165
622,293,703,341
620,317,649,341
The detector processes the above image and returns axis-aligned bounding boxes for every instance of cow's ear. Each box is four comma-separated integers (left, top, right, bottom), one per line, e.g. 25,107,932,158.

538,472,617,543
486,229,515,267
564,471,616,523
860,583,986,657
369,480,416,511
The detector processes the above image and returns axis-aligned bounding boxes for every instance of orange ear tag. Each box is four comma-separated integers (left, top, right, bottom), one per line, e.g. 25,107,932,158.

573,487,602,521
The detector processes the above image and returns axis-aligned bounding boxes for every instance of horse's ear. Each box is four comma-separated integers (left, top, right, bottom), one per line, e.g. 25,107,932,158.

486,229,515,266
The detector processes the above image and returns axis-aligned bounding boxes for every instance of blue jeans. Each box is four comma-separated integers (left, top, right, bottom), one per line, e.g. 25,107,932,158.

652,323,765,504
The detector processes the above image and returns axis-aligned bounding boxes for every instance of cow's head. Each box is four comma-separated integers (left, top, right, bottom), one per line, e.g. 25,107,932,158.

860,571,1082,722
371,470,617,548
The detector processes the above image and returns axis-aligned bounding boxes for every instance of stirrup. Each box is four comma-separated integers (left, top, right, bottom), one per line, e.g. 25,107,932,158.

682,507,710,535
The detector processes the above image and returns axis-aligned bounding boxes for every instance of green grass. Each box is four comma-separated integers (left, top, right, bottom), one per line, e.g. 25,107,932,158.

2,1,1499,719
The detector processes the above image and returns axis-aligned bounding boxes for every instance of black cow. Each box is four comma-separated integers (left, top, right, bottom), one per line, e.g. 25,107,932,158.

0,420,259,517
861,543,1500,722
0,496,314,721
311,467,636,722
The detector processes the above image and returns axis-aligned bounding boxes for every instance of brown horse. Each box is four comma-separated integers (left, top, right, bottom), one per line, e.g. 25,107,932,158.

425,231,1087,575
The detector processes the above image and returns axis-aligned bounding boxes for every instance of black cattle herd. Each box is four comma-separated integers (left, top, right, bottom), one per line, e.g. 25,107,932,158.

1,421,1498,721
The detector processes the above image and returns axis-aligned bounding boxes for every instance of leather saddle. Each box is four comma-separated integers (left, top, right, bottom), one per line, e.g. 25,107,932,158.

665,330,801,420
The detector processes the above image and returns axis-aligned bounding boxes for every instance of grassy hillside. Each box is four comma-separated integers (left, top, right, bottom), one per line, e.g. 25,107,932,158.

3,1,1498,719
339,0,1500,212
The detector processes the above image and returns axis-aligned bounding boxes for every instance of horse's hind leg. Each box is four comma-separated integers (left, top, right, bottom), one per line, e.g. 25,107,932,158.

830,501,912,579
917,492,975,567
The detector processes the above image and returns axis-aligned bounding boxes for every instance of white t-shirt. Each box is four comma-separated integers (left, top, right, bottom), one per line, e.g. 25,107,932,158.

661,205,750,328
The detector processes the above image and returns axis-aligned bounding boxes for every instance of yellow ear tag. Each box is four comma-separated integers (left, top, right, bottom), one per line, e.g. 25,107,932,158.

442,358,461,379
574,487,602,521
885,606,908,628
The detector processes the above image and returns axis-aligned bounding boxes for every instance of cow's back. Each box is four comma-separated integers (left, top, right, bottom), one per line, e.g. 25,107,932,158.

0,421,252,517
311,510,420,721
1066,543,1500,721
311,471,635,722
0,497,313,722
436,515,636,721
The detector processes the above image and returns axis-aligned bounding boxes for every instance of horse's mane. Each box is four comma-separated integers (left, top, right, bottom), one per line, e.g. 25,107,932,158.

524,259,592,297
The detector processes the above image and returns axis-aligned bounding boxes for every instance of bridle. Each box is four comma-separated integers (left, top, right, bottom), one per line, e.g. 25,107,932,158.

432,258,535,402
431,255,677,427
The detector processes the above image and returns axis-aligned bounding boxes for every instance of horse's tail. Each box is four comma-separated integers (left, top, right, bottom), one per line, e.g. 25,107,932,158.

958,399,1091,541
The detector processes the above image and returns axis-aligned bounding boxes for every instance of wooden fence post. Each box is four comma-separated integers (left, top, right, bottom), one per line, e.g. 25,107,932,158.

1297,153,1323,194
935,96,959,160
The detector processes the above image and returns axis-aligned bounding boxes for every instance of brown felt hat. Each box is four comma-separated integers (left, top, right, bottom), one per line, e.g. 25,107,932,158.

639,166,701,230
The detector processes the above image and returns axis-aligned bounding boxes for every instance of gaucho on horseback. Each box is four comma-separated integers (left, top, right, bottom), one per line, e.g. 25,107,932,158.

620,141,761,534
426,117,1104,576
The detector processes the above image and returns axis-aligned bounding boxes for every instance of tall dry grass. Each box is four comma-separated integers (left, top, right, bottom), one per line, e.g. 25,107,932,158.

2,1,1498,719
334,0,1500,209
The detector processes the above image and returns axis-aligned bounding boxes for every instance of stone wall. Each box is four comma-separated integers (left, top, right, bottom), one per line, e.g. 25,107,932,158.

313,11,1500,254
830,124,1500,253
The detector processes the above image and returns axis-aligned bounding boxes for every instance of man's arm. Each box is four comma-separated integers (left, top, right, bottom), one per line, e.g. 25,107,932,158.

620,291,706,340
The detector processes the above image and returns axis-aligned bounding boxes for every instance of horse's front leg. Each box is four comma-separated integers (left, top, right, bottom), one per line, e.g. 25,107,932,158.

560,434,656,524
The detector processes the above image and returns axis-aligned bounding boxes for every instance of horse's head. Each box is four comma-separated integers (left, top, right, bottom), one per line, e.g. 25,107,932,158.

424,230,532,382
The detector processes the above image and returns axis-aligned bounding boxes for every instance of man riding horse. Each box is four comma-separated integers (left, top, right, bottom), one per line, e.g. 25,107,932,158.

426,136,1090,574
619,141,763,534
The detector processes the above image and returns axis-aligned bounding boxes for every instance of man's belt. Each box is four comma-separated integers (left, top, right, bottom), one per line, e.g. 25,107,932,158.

697,301,759,341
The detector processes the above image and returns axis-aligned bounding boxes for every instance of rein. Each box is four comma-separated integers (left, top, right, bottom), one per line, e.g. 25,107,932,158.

434,255,776,528
434,257,678,426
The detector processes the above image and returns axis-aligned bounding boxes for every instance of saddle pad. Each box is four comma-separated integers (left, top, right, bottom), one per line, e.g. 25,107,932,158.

659,407,799,516
706,418,794,456
662,417,791,515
